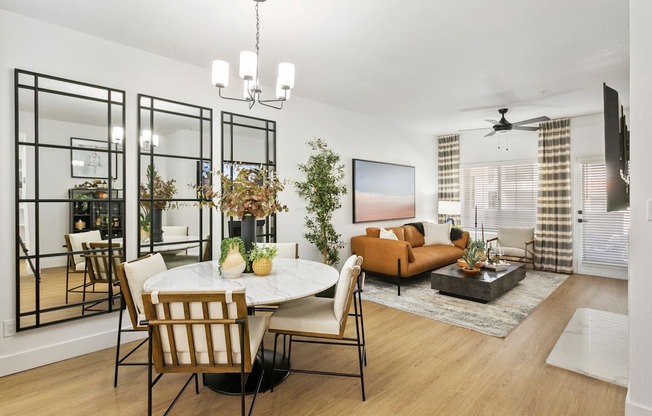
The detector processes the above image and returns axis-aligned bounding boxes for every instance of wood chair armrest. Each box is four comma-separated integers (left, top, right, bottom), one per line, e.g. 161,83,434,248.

486,237,498,243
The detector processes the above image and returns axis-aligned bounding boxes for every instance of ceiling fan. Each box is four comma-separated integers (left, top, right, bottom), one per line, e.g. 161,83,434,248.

484,108,550,137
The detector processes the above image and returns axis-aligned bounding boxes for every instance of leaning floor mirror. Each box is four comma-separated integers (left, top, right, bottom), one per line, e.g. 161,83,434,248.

15,69,126,330
137,95,213,269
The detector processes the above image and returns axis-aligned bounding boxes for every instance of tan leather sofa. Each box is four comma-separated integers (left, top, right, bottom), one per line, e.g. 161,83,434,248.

350,225,470,295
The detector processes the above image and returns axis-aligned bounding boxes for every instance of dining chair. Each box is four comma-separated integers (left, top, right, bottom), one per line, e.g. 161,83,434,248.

259,242,299,259
269,254,367,400
64,230,102,303
142,289,268,416
80,241,123,314
113,253,167,388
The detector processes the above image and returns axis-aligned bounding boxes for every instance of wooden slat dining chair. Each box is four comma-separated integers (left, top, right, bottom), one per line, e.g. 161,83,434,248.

268,255,367,400
64,230,102,303
142,289,268,416
113,253,167,387
80,241,123,314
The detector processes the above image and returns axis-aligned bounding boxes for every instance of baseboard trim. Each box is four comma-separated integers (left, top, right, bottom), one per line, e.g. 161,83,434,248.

627,390,652,416
0,328,146,377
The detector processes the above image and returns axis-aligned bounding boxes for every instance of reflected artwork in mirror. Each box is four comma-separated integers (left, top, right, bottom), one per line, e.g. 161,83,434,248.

137,95,213,270
15,69,125,331
221,112,277,243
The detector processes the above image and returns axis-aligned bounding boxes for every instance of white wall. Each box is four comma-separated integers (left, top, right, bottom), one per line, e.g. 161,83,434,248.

0,10,433,375
627,1,652,414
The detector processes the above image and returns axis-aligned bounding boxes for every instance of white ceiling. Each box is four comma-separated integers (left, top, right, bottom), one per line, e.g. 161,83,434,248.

0,0,630,135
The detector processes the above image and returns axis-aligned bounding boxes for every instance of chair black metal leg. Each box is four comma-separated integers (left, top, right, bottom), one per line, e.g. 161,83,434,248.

271,333,280,392
147,326,153,416
397,259,402,296
113,304,125,388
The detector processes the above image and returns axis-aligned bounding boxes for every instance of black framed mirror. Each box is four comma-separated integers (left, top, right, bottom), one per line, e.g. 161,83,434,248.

137,95,212,268
221,112,277,242
15,69,125,331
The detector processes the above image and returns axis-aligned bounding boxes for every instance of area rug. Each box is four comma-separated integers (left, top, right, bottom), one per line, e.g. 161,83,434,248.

362,270,568,337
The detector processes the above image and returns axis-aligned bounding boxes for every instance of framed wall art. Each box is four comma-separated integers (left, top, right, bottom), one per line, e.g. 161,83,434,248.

352,158,416,223
70,137,110,179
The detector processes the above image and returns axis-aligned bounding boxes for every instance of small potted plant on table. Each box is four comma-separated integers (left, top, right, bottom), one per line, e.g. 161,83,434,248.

248,243,278,276
460,246,483,276
219,237,246,278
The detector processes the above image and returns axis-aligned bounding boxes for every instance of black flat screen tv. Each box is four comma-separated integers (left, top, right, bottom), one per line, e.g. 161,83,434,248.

603,83,629,212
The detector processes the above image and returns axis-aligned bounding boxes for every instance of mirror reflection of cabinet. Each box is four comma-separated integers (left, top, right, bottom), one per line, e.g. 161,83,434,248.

221,112,277,242
69,188,123,238
137,95,212,269
14,69,125,331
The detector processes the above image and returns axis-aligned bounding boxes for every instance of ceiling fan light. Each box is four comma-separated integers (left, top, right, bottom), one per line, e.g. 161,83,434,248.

239,51,257,80
211,60,229,88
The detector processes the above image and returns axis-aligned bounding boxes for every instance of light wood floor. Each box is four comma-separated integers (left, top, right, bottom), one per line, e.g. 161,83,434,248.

0,273,627,415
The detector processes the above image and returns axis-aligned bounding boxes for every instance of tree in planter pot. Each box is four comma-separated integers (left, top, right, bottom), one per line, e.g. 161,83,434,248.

295,138,347,272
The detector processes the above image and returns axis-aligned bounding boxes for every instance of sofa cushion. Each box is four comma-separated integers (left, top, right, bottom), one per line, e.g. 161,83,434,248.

366,226,405,241
423,222,453,246
380,227,398,240
403,225,424,248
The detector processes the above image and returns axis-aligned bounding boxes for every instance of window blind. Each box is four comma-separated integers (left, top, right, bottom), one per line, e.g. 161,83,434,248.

460,163,538,231
581,163,629,267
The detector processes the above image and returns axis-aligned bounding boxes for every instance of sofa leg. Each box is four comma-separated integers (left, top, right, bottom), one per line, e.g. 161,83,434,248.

397,259,401,296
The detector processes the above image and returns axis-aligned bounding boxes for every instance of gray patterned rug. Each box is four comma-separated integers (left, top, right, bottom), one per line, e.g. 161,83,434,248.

362,270,568,337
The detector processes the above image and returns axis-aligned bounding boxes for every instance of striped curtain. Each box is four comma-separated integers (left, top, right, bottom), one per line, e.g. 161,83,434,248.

535,119,572,273
437,135,460,224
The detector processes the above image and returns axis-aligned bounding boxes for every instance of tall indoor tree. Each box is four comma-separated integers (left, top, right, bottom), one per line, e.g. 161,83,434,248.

295,138,347,266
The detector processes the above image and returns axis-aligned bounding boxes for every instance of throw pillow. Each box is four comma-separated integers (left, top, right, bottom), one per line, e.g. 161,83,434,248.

450,226,463,241
379,227,398,240
423,221,453,246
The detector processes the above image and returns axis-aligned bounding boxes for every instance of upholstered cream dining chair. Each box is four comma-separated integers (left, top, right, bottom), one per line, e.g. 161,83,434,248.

64,230,102,303
142,289,268,416
268,254,367,400
113,253,167,388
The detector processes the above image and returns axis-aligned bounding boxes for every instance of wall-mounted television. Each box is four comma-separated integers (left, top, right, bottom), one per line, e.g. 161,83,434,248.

352,159,415,223
603,83,630,212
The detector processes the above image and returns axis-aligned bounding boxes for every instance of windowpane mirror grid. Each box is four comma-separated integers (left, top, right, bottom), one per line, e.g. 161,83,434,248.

137,95,212,269
460,163,539,232
581,163,630,267
15,69,125,331
220,112,277,243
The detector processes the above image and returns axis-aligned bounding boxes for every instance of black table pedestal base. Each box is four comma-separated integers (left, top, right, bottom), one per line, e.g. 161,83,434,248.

204,349,289,395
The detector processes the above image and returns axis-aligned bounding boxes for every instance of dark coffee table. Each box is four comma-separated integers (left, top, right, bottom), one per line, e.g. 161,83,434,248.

430,262,526,303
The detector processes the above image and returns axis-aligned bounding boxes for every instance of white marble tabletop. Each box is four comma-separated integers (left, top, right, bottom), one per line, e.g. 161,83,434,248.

143,258,340,306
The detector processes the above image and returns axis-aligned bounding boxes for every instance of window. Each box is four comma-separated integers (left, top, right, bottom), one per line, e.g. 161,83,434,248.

460,163,539,231
581,163,629,267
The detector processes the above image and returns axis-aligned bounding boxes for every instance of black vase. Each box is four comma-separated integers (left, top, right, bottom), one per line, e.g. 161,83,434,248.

151,208,163,242
241,215,256,253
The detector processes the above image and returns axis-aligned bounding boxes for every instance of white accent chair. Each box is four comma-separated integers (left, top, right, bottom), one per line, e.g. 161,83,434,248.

259,242,299,259
487,227,535,268
64,230,102,303
268,254,367,400
142,289,268,416
113,253,167,387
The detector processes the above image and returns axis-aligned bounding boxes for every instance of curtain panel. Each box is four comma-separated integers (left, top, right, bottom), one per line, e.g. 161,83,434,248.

535,118,572,273
437,135,460,224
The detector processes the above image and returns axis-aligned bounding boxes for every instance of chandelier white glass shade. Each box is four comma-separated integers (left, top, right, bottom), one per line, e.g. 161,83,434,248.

211,0,294,110
111,126,124,144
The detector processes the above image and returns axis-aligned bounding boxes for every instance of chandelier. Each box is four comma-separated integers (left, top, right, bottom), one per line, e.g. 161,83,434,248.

211,0,295,110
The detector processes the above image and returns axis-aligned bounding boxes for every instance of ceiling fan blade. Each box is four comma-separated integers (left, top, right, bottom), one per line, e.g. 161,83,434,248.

484,119,500,125
484,130,497,137
459,126,491,132
511,126,539,131
512,116,551,126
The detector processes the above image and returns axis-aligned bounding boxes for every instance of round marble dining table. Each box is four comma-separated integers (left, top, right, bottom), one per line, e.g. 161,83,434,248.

143,257,339,306
142,257,339,394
